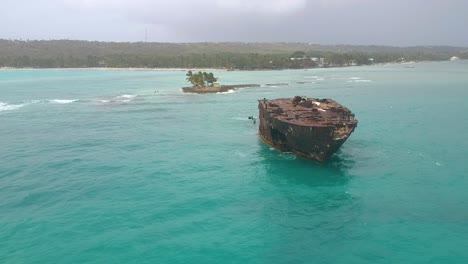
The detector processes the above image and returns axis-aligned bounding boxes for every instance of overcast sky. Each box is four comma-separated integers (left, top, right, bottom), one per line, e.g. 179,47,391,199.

1,0,467,46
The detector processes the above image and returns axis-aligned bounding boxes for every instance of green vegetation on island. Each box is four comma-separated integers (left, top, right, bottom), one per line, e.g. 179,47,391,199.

0,39,467,69
186,71,218,87
182,71,260,94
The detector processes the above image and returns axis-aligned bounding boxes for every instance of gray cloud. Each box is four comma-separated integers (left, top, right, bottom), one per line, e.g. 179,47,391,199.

1,0,467,46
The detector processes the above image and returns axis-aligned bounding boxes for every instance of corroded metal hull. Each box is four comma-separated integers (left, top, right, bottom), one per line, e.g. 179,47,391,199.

258,97,358,162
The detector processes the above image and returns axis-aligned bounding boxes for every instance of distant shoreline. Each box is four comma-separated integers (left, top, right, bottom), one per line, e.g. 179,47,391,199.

0,67,228,71
0,60,454,72
0,65,389,71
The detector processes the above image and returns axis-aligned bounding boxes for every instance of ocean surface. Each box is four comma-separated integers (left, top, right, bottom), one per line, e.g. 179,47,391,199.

1,61,467,263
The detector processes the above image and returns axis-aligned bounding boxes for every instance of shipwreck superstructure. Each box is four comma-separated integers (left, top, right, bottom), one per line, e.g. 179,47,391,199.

258,96,358,162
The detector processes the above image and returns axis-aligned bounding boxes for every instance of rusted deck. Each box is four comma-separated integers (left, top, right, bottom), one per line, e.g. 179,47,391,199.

258,96,357,127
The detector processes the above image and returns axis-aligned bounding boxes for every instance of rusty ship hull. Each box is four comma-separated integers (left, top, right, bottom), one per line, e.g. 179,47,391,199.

258,97,358,162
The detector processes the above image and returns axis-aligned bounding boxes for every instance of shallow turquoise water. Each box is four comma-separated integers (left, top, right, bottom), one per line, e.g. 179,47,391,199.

1,62,468,263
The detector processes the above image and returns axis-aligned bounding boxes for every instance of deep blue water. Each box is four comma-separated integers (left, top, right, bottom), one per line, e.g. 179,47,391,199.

1,62,467,263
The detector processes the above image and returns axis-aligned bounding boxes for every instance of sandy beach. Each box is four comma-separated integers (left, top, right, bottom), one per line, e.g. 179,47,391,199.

0,61,436,72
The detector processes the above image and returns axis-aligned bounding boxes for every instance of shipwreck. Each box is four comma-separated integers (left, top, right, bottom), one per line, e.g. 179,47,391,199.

258,96,358,162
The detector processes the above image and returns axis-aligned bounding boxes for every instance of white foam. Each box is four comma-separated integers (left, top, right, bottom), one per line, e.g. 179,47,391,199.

118,94,137,99
0,102,25,112
216,89,236,94
347,79,373,83
232,117,248,121
280,153,296,160
97,98,131,104
349,77,361,80
50,99,78,104
96,94,139,103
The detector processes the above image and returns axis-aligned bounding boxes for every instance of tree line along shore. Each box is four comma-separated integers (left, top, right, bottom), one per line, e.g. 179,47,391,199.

1,39,466,69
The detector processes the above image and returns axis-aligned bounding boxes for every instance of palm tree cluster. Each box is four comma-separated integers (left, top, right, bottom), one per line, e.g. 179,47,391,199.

186,71,218,87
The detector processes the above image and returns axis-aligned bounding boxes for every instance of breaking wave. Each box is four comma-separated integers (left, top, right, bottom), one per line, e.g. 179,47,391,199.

0,102,26,112
1,98,81,112
97,94,139,104
27,100,41,104
347,79,373,83
118,94,137,99
347,77,372,83
49,99,78,104
216,89,236,94
116,94,138,102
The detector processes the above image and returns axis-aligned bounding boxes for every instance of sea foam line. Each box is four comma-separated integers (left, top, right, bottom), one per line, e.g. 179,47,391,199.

347,79,373,83
118,94,137,99
96,94,140,104
0,102,26,112
216,89,236,94
49,99,78,104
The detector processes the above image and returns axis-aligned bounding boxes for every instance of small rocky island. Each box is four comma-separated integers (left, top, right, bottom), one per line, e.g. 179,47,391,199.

182,71,260,94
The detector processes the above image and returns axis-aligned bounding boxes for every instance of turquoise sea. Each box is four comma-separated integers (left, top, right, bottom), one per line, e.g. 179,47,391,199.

1,61,467,263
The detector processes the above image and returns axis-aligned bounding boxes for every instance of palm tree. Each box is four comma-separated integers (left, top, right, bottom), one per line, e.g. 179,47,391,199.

207,72,217,86
202,72,208,85
186,71,218,87
193,72,205,87
186,70,193,84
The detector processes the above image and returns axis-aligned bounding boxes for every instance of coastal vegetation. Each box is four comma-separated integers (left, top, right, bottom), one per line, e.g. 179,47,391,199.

0,39,467,69
186,71,218,87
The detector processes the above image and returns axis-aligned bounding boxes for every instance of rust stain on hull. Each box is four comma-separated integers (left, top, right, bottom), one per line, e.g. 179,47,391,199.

258,96,358,162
